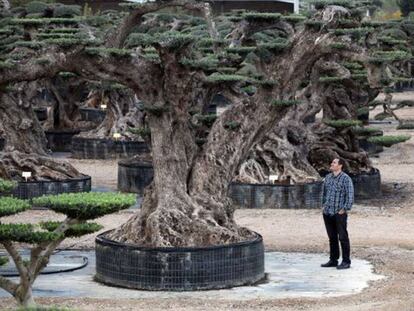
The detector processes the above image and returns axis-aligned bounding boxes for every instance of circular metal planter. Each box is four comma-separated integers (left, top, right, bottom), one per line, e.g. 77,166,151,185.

358,138,384,155
11,175,91,200
95,230,265,291
228,181,323,209
34,107,48,122
45,130,81,152
348,169,381,200
72,137,149,159
357,111,369,125
79,108,106,123
117,160,153,194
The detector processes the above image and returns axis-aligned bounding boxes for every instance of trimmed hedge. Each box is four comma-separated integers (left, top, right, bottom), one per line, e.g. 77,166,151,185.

40,221,103,237
0,223,62,243
0,197,31,217
0,178,17,193
367,135,410,147
32,192,136,220
324,119,362,128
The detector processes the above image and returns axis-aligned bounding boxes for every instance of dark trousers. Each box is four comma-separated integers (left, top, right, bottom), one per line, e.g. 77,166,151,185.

323,213,351,264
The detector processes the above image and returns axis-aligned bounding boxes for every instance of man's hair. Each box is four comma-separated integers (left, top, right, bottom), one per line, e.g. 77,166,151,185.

337,158,345,167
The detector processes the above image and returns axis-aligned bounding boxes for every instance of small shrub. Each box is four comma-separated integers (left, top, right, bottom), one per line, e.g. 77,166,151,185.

0,178,17,193
206,73,251,83
0,197,30,217
25,1,50,14
367,135,410,147
397,123,414,130
53,5,81,18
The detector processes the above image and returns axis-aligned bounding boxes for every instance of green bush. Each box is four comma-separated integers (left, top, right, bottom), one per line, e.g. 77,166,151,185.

352,126,383,137
0,178,17,193
40,221,103,237
53,5,81,18
25,1,50,14
206,73,251,83
0,223,62,243
397,123,414,130
0,197,31,217
242,13,281,22
32,192,136,220
367,135,410,147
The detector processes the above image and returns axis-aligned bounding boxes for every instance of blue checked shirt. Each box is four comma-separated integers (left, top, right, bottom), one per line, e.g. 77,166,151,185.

322,172,354,215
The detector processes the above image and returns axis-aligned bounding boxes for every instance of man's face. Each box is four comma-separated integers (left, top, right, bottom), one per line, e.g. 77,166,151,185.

330,158,342,172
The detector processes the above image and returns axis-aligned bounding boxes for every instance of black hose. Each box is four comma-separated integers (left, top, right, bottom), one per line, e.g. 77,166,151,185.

0,255,88,277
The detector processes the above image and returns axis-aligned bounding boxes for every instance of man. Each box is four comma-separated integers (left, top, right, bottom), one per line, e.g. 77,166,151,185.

321,158,354,270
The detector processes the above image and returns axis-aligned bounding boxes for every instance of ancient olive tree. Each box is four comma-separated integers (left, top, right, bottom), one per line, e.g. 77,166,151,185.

0,0,401,247
0,190,135,307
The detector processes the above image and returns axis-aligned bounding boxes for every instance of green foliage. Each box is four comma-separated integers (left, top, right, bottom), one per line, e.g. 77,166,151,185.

343,62,364,70
0,256,8,266
157,32,195,50
180,57,218,71
13,40,44,49
224,121,240,130
128,127,151,137
53,5,81,18
0,178,17,193
40,221,103,237
319,76,344,83
369,50,411,63
25,1,50,14
32,192,136,220
397,123,414,130
206,73,251,83
226,46,256,54
271,99,301,106
0,223,63,243
57,71,77,78
10,18,79,26
47,28,79,34
85,47,131,58
0,197,31,217
333,27,374,37
126,33,155,47
305,20,324,30
243,13,281,22
281,14,307,23
43,38,82,48
324,119,362,128
357,107,369,116
329,42,347,49
367,135,410,147
378,36,406,45
352,126,383,136
196,114,217,126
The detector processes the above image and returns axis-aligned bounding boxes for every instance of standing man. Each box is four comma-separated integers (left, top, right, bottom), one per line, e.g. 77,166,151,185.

321,158,354,270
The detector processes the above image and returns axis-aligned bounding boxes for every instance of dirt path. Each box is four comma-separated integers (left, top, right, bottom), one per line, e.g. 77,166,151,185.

1,93,414,310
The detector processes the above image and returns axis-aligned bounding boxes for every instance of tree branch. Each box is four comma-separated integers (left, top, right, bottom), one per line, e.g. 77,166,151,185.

1,241,28,282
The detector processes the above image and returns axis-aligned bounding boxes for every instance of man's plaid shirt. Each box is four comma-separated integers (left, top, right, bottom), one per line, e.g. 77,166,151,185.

322,171,354,215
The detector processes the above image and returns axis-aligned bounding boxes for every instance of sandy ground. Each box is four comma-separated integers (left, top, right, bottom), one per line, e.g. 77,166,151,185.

1,93,414,310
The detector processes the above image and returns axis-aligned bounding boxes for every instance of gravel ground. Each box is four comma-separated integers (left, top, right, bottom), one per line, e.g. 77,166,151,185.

1,93,414,310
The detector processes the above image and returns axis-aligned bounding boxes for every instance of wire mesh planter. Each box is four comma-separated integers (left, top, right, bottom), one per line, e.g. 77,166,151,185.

79,108,106,123
348,168,381,200
45,129,81,152
95,230,265,291
72,137,149,159
229,181,323,209
11,175,91,200
117,160,153,194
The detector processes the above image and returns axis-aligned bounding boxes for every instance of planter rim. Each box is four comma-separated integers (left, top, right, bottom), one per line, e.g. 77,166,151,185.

17,175,91,185
118,160,152,168
96,229,263,253
73,137,145,143
230,180,323,187
45,129,81,134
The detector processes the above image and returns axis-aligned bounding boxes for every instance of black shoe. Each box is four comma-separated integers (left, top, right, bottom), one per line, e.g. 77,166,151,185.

321,260,338,267
336,262,351,270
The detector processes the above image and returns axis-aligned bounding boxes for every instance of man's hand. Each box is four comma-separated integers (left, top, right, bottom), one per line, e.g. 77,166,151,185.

338,209,346,215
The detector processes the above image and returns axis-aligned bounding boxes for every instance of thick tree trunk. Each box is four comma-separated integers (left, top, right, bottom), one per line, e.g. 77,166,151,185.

0,89,47,155
15,282,35,308
78,90,145,140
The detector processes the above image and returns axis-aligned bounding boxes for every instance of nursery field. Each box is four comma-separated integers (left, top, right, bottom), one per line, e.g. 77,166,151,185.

0,93,413,310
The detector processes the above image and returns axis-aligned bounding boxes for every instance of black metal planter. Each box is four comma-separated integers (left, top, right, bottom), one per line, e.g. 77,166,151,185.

348,169,381,200
95,230,265,291
229,181,323,209
358,138,384,155
34,107,48,122
0,138,4,151
45,130,81,152
117,160,153,194
79,108,106,123
72,137,149,159
12,175,91,200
